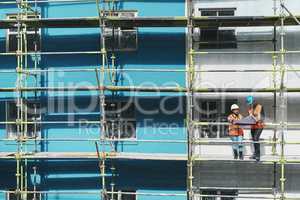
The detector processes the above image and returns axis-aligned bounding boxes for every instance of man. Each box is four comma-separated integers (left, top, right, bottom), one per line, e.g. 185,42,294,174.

246,96,265,161
228,104,244,160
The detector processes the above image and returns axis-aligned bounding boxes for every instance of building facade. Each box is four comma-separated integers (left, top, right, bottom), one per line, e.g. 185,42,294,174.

0,0,186,200
0,0,299,200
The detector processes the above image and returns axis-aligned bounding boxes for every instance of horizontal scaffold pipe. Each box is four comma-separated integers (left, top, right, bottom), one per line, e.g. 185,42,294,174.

197,186,273,191
1,50,300,56
0,0,146,4
191,156,300,164
192,121,300,128
0,86,300,92
192,140,277,145
0,0,97,4
193,140,300,145
0,16,300,29
1,68,300,74
0,68,300,74
0,51,104,56
0,152,187,160
2,152,300,163
195,194,278,200
191,50,300,55
0,190,187,196
284,160,300,164
2,138,299,145
0,121,100,125
0,190,285,199
0,138,186,143
2,138,300,145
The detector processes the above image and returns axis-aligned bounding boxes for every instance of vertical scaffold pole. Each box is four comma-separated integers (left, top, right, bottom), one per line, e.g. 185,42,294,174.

279,0,287,199
272,0,278,157
15,1,29,199
96,0,108,199
95,1,121,199
272,2,278,199
187,0,195,200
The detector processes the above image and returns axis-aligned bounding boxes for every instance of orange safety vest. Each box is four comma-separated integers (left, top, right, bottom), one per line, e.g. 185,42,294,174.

228,113,244,136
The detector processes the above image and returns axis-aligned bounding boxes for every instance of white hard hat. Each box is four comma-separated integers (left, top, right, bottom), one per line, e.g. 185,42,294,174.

231,104,240,111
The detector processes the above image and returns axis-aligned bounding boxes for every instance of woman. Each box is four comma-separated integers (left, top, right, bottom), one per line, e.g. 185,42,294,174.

246,95,265,161
227,104,244,160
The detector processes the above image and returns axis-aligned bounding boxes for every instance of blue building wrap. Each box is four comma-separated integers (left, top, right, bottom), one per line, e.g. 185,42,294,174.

0,0,187,200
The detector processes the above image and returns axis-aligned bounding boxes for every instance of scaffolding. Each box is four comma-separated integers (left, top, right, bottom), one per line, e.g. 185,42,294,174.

0,1,189,200
0,0,299,200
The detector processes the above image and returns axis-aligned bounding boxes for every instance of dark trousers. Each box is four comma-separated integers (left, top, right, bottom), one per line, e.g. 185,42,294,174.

251,128,263,157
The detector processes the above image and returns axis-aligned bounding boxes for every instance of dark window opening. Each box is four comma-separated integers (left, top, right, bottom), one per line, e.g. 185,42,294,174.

6,13,41,52
6,101,41,139
200,190,237,200
6,190,41,200
218,10,235,16
103,11,138,51
221,190,238,200
200,8,236,17
195,99,236,138
104,101,136,139
105,190,136,200
197,8,237,49
105,27,138,51
201,190,217,200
